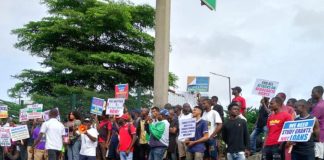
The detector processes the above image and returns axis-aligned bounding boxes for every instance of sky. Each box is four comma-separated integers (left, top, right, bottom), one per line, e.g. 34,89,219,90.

1,0,324,107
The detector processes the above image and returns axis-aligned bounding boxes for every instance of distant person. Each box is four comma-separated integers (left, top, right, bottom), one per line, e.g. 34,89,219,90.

185,106,209,160
262,97,292,160
79,118,99,160
96,111,112,160
202,99,222,160
232,86,247,116
289,99,320,160
135,108,150,160
311,86,324,160
167,108,179,160
117,114,137,160
65,111,81,160
222,103,250,160
32,118,46,160
286,98,297,112
250,97,270,154
33,108,65,160
211,96,224,122
178,103,193,160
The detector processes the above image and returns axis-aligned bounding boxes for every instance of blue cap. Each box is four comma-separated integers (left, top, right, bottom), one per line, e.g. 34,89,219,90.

160,109,169,116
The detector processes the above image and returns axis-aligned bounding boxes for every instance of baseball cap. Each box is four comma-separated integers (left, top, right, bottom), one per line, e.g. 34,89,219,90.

119,114,129,120
84,118,91,122
160,109,169,116
231,86,242,93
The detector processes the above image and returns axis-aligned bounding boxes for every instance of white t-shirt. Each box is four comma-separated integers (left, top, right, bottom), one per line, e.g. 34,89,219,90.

40,118,65,150
80,128,99,156
202,110,222,138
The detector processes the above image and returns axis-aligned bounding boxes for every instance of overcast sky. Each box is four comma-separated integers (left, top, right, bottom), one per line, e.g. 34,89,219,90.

1,0,324,107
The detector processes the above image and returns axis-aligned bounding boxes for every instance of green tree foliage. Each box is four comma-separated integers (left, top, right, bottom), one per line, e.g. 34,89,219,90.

9,0,177,117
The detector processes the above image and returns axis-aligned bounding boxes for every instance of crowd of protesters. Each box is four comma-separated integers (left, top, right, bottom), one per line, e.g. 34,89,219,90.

0,85,324,160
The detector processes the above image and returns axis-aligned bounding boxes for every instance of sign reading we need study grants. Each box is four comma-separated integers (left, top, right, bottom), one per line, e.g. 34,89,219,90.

106,98,125,116
252,79,279,98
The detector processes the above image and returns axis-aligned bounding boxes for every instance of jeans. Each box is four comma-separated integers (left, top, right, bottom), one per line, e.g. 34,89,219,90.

80,155,96,160
262,145,282,160
67,139,81,160
149,147,167,160
48,149,61,160
227,152,245,160
250,126,267,153
292,152,315,160
204,138,218,159
119,152,133,160
186,152,204,160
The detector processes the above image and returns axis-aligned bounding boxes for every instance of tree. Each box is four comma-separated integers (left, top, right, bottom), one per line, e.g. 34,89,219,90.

9,0,177,117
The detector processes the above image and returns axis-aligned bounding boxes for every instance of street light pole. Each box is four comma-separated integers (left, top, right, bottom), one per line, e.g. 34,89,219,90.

209,72,232,104
153,0,171,108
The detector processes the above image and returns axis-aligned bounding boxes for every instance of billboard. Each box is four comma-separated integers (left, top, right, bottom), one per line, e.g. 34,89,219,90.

187,76,210,92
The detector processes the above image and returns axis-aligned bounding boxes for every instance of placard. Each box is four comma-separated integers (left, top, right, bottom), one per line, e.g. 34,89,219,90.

43,108,60,121
19,108,28,122
106,98,125,115
178,118,196,140
278,118,315,142
10,125,30,141
90,97,105,115
0,127,11,146
27,104,43,119
115,84,129,99
252,79,279,98
0,105,8,118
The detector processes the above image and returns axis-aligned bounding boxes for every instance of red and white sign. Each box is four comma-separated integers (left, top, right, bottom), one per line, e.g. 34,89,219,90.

115,84,129,99
252,79,279,98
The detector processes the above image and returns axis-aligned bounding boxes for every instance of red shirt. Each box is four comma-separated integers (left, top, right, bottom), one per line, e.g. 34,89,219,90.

265,112,292,146
118,123,136,152
232,96,246,113
98,120,112,143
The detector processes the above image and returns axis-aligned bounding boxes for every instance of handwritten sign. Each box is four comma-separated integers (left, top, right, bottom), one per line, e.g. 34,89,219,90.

43,108,60,121
278,118,315,142
27,104,43,119
0,127,11,146
252,79,279,98
90,97,105,115
178,118,196,140
0,105,8,118
115,84,129,99
106,98,125,116
19,108,29,122
10,125,30,141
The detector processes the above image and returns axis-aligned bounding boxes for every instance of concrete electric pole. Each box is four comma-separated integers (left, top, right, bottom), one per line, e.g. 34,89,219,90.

153,0,171,108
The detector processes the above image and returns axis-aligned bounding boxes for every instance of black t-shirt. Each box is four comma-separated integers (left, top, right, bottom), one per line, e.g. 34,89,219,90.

213,104,224,122
168,117,179,152
222,118,249,153
256,105,269,128
292,115,316,155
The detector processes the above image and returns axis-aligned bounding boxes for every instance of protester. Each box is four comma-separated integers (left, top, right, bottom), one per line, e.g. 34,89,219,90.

289,99,320,160
33,108,65,160
311,86,324,160
202,99,222,160
27,119,36,160
262,97,292,160
178,103,193,160
185,106,209,160
175,105,183,118
65,111,82,160
287,98,297,112
211,96,224,122
232,86,247,116
232,101,247,121
135,108,150,160
96,111,112,160
107,116,120,160
4,144,20,160
167,108,179,160
117,114,137,160
147,107,170,160
250,97,270,154
32,118,46,160
80,118,99,160
222,102,250,160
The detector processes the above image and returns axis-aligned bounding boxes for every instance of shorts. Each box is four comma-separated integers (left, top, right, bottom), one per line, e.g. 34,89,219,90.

315,142,324,159
204,138,217,159
177,140,187,158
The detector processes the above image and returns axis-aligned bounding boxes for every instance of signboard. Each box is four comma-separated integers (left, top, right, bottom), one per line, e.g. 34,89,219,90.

19,108,28,122
106,98,125,116
115,84,129,99
90,97,105,115
178,118,196,140
43,108,60,121
0,105,8,118
187,76,210,92
0,127,11,146
278,118,315,142
201,0,216,10
10,125,30,141
27,104,43,119
252,79,279,98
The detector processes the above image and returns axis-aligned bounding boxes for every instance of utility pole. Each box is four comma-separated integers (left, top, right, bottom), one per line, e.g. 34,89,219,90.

153,0,171,108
